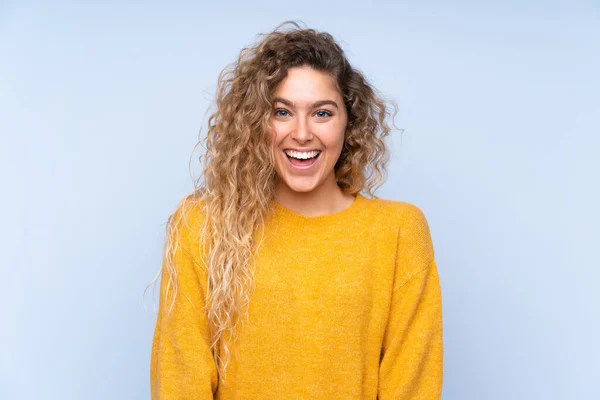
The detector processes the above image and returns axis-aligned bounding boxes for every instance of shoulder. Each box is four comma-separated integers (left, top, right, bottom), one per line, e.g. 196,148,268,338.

365,196,435,271
172,192,206,219
167,192,208,244
365,195,431,234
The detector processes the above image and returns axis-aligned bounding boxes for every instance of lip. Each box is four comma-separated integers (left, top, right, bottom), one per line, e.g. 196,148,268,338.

282,150,321,172
283,148,322,152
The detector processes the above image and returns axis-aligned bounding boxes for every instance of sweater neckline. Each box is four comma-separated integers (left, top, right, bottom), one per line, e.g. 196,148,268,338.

271,193,366,226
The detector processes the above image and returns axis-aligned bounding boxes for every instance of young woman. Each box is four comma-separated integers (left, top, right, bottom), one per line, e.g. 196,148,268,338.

150,21,443,399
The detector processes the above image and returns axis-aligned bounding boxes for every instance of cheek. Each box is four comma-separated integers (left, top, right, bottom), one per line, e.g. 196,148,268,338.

320,126,346,152
268,124,284,147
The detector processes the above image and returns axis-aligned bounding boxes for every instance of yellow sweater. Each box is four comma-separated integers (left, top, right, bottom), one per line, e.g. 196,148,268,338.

151,193,444,399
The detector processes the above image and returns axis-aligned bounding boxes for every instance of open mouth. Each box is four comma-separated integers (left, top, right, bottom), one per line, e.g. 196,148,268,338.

284,150,321,168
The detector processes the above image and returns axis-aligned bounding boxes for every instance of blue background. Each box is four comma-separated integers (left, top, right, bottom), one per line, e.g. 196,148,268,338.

1,1,598,399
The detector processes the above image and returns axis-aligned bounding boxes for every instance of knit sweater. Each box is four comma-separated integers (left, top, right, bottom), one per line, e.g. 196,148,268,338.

150,193,444,399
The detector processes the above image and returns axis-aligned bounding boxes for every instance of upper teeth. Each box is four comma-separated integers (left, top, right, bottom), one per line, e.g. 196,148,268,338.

285,150,321,159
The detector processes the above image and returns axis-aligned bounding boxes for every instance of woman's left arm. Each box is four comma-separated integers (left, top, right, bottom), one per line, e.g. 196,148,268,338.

378,259,444,399
378,206,444,399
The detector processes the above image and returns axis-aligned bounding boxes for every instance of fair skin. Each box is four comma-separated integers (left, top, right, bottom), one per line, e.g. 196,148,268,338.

269,66,356,217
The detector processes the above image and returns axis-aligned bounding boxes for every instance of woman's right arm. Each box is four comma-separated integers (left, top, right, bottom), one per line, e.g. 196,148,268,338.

150,200,218,399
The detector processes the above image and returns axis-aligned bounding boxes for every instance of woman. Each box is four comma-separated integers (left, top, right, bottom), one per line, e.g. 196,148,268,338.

150,21,443,399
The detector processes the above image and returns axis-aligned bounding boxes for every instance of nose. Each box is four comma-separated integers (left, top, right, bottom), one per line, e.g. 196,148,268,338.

290,116,313,143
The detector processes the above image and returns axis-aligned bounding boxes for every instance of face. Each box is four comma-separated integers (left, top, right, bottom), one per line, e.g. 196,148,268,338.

269,66,348,195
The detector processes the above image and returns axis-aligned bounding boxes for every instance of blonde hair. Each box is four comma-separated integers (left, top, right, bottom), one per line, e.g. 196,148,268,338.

149,20,397,385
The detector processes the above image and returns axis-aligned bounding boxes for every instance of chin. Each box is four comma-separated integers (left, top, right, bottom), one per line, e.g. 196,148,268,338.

283,180,320,193
275,172,323,194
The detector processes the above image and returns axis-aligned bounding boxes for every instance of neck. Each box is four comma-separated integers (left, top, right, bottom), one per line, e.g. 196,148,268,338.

274,176,355,218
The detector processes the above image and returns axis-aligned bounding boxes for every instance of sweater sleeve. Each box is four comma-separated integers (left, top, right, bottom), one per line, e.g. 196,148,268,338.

150,200,218,399
378,206,444,399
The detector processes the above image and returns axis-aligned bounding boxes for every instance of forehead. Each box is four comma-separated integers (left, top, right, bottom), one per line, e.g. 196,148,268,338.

273,67,341,103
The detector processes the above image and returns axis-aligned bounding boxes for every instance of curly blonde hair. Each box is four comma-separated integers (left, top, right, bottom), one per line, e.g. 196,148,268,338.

151,20,397,386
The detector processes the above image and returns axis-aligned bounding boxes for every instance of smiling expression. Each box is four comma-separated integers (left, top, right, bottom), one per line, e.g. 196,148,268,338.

269,66,348,195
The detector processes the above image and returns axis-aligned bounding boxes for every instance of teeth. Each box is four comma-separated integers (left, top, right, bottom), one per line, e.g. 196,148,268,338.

284,150,321,160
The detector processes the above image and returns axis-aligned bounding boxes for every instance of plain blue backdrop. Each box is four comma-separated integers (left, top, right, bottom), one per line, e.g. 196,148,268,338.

1,1,598,399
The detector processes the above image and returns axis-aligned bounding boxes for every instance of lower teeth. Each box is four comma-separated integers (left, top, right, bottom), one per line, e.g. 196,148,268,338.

289,157,316,163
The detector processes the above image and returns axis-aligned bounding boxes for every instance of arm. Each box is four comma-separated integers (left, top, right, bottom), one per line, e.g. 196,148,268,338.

378,206,444,399
150,200,218,399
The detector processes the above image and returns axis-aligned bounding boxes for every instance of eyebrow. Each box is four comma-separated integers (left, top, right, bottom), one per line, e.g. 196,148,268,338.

272,97,339,109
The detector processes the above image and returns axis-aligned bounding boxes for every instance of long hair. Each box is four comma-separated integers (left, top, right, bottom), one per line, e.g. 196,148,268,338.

153,20,397,385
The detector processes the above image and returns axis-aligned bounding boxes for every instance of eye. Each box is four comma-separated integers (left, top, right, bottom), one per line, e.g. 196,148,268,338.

315,110,332,118
274,108,290,117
